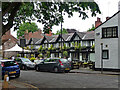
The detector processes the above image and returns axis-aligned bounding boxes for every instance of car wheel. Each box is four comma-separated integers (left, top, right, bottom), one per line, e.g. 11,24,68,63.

36,66,39,71
22,65,27,70
15,74,20,78
53,67,59,73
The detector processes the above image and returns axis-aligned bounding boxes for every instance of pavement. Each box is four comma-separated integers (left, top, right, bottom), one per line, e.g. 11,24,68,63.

0,80,39,89
0,68,119,89
70,67,120,75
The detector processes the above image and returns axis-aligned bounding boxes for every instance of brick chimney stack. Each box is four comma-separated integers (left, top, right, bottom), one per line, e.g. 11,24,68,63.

95,17,102,28
45,27,52,36
45,30,52,36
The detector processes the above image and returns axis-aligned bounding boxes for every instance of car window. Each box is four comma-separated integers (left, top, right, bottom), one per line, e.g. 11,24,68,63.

44,59,50,62
3,61,17,67
60,59,68,63
21,58,31,62
49,59,57,62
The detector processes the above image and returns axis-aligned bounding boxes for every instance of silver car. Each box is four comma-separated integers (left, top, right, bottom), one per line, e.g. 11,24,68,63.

14,58,35,70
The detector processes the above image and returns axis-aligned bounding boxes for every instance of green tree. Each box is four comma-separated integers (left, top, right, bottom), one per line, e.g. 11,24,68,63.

87,24,95,32
54,28,68,35
2,2,101,35
17,22,38,38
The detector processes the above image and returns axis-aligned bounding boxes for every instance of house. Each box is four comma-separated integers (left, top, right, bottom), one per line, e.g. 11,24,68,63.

2,30,18,58
95,11,120,70
32,31,95,63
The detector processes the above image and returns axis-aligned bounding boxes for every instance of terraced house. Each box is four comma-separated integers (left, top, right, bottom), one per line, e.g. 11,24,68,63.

27,31,95,63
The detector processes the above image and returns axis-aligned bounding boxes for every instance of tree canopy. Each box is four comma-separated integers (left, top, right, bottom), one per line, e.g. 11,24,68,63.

87,24,95,32
54,28,68,35
17,22,38,39
2,1,101,35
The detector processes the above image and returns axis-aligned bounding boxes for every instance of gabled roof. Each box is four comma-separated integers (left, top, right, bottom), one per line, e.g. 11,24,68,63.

95,10,120,30
35,38,43,45
27,38,40,45
77,32,86,39
49,35,59,43
62,33,74,41
82,31,94,40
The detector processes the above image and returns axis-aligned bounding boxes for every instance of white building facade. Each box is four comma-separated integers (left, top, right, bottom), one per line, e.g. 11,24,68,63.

95,11,120,70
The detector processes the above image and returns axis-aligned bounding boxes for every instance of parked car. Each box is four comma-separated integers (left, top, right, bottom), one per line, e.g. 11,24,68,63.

1,59,20,79
35,58,71,73
14,58,35,70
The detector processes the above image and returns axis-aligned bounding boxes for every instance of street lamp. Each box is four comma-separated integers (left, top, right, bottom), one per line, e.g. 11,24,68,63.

101,43,103,74
60,3,63,58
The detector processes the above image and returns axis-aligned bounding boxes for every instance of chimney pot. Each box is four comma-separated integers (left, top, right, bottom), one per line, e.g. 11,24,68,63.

97,17,100,22
106,17,110,20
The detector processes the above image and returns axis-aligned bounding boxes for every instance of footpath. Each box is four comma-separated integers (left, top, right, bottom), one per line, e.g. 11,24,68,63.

0,80,39,90
70,67,120,75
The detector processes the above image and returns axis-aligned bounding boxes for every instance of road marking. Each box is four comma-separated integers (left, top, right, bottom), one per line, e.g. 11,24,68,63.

10,80,39,90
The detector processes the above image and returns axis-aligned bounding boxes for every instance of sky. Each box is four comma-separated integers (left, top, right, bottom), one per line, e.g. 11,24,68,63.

11,0,120,37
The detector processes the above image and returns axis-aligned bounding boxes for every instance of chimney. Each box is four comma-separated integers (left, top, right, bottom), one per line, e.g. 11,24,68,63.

95,17,102,28
106,17,110,20
45,30,52,36
45,27,52,36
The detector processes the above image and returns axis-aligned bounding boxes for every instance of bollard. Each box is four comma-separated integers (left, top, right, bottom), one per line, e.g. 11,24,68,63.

3,71,9,89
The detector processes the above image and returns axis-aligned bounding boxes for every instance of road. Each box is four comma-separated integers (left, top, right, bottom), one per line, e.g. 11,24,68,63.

10,70,119,88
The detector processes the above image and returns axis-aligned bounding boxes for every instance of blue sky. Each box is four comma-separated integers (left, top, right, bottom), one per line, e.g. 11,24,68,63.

11,0,120,37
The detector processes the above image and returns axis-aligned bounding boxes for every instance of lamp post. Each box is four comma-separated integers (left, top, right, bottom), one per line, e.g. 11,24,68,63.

60,3,63,58
101,43,103,74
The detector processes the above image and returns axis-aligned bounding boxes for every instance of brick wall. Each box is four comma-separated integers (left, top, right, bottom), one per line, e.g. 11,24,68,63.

24,29,43,40
2,30,18,58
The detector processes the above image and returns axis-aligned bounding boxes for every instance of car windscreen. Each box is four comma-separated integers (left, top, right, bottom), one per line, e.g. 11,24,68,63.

60,59,68,63
44,59,50,62
3,61,17,67
21,58,31,62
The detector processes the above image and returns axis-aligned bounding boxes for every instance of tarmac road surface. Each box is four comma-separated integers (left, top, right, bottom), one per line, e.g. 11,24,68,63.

10,70,119,88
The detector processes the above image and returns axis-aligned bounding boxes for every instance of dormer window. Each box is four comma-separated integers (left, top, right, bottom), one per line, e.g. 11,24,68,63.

102,26,118,38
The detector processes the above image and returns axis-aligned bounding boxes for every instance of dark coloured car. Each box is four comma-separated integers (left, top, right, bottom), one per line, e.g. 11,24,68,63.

35,58,71,73
14,58,35,70
1,60,20,79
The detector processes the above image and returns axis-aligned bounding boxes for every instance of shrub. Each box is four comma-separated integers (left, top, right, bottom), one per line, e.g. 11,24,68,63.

63,51,68,57
77,43,81,50
46,51,50,58
30,57,36,62
24,56,27,58
81,45,86,49
4,58,8,59
38,54,43,58
38,45,43,52
91,44,95,49
17,54,20,57
31,54,34,57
